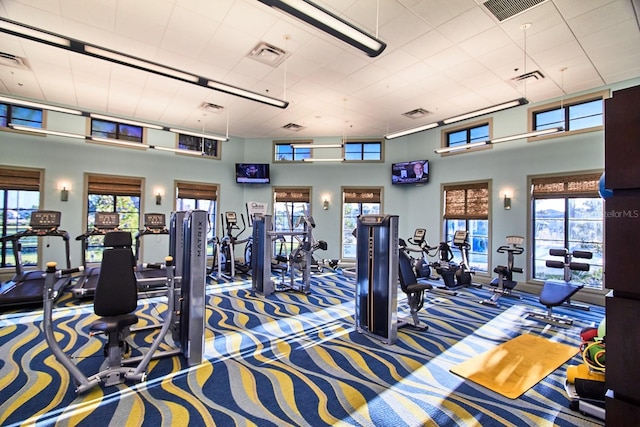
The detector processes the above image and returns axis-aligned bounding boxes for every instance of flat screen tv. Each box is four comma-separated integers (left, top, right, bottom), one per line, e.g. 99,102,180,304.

236,163,270,184
391,160,429,185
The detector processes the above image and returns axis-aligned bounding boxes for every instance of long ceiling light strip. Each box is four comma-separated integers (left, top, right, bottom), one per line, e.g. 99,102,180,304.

434,127,565,154
8,123,86,139
168,127,228,142
385,98,529,140
384,122,439,140
301,157,345,162
291,143,343,148
257,0,386,57
9,123,216,156
90,113,164,130
0,17,289,109
442,98,528,125
0,95,82,115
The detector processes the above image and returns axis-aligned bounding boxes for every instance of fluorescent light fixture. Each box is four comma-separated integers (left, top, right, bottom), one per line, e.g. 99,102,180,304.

435,141,489,154
0,18,70,47
89,136,148,149
301,157,345,162
490,127,564,143
150,145,205,156
442,98,528,124
84,45,200,83
168,128,228,142
89,113,163,130
0,95,82,115
291,143,342,149
384,122,439,140
8,123,86,139
206,80,288,108
1,18,288,109
257,0,386,57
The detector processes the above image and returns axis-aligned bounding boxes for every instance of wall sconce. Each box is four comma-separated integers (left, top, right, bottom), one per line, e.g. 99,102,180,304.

58,182,71,202
501,190,513,210
155,188,164,206
323,196,330,210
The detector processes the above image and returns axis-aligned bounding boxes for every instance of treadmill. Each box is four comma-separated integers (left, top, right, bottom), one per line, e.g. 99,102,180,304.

0,210,72,309
70,212,120,299
135,213,170,293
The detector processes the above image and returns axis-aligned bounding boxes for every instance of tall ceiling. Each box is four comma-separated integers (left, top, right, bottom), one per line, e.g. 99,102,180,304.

0,0,639,140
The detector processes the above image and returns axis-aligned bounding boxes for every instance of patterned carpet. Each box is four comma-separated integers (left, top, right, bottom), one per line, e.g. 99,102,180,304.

0,271,605,427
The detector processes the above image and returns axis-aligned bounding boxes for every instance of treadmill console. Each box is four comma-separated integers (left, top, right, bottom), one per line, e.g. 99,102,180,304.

144,213,166,229
30,211,61,229
94,212,120,229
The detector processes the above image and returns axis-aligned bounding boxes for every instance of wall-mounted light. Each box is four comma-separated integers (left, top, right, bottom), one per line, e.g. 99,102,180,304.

322,195,330,210
58,182,71,202
501,190,513,210
155,188,164,206
256,0,386,58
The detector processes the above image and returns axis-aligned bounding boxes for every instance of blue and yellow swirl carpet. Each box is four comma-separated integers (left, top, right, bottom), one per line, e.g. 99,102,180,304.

0,272,604,426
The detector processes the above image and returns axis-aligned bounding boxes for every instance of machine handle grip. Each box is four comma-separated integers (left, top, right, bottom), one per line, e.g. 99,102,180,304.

512,267,524,273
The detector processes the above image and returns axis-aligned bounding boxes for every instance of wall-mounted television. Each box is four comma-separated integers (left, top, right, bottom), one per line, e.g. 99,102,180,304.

391,160,429,185
236,163,270,184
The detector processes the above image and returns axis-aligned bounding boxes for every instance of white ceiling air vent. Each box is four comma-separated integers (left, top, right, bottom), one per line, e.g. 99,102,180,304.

0,52,30,70
248,42,288,67
510,70,545,86
481,0,548,22
283,123,304,132
402,108,432,119
199,102,224,113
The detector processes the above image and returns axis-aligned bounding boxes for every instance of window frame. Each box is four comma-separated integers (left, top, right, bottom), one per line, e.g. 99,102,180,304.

343,139,384,162
442,180,491,274
89,118,145,144
176,133,221,159
340,186,383,259
527,90,608,141
272,187,312,257
439,119,492,156
529,171,604,291
0,167,43,269
175,180,219,257
0,102,46,131
273,140,312,163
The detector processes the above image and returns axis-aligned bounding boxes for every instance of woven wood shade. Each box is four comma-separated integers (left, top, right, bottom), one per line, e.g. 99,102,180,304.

87,175,142,196
532,173,600,198
274,187,311,202
0,167,41,191
343,188,381,204
176,181,218,200
444,182,489,220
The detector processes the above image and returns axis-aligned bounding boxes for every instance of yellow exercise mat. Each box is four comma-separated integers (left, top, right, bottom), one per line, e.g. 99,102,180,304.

450,333,577,399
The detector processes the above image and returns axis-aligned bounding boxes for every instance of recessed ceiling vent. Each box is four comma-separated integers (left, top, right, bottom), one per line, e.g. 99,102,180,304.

510,70,545,85
0,52,30,70
402,108,432,119
283,123,304,132
199,102,224,113
481,0,548,21
248,42,288,67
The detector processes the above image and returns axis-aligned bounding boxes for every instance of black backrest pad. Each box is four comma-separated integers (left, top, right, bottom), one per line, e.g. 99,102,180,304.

104,230,132,248
398,250,417,293
94,245,138,316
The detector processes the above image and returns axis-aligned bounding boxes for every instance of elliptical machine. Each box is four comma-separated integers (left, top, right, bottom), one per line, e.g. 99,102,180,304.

215,211,251,280
479,236,524,307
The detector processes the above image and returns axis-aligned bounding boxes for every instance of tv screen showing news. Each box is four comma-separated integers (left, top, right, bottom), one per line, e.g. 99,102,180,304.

391,160,429,185
236,163,270,184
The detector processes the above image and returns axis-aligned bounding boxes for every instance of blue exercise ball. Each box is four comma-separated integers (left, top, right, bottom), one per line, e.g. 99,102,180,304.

598,173,613,199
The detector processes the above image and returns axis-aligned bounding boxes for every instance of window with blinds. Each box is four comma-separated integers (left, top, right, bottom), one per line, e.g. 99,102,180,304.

341,187,382,258
442,181,489,272
530,172,603,289
274,187,311,203
0,167,42,268
86,174,142,257
443,182,489,220
176,181,218,257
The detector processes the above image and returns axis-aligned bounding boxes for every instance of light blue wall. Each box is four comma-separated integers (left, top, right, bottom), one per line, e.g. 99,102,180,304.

1,78,637,270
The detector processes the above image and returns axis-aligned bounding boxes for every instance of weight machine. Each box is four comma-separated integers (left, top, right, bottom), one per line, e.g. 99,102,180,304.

478,236,524,307
42,210,207,394
251,214,314,296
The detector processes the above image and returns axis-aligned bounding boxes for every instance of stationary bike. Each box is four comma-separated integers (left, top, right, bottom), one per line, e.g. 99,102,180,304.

479,236,524,307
